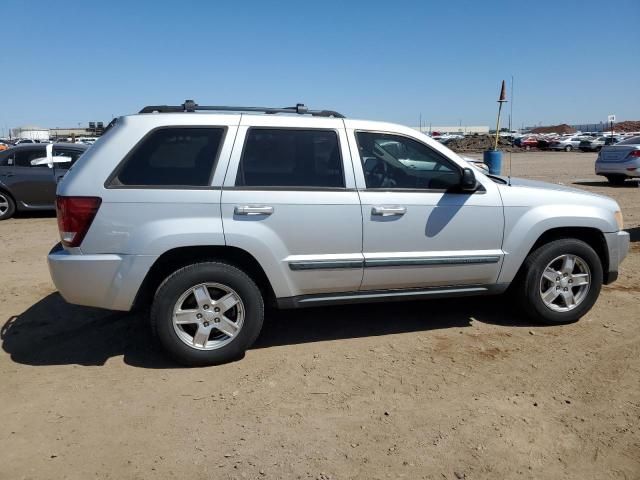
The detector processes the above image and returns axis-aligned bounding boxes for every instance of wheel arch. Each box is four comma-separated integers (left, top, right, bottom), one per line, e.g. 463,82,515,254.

133,245,276,311
510,226,609,286
0,184,15,200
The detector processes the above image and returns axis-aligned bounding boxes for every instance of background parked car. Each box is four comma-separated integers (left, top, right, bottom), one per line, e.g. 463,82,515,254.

595,135,640,185
536,138,553,150
549,136,592,152
515,136,539,150
579,136,620,152
0,143,87,220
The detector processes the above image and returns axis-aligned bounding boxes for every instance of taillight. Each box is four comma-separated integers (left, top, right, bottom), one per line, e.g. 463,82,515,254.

627,150,640,158
56,196,102,247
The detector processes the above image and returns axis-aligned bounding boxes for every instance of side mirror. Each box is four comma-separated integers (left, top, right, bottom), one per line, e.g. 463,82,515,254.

460,167,478,191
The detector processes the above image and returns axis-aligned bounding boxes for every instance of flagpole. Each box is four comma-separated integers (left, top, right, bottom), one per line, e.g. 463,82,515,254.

494,80,508,150
494,102,503,150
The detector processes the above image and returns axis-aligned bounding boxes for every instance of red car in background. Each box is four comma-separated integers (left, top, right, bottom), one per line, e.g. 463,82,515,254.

517,137,539,150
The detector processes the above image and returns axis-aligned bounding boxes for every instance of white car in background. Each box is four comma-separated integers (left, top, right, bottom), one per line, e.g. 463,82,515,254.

549,136,592,152
75,137,97,145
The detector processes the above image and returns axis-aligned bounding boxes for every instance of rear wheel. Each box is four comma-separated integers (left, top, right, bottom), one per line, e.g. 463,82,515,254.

0,191,15,220
564,145,572,152
605,175,626,186
517,239,602,324
151,262,264,366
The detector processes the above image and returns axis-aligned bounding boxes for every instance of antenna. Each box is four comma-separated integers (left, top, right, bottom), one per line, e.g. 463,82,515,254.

508,75,514,186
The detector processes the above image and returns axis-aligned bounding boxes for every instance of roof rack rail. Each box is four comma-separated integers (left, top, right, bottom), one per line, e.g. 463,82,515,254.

139,100,345,118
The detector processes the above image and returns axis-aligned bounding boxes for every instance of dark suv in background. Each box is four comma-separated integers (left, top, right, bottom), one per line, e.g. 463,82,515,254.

0,143,88,220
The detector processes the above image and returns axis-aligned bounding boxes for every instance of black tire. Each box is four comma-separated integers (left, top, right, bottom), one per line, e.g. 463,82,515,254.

517,239,602,325
151,262,264,366
605,175,626,186
564,145,572,152
0,191,16,220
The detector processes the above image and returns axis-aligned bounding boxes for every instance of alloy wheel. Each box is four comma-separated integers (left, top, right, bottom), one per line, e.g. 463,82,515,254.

172,283,245,350
539,254,591,312
0,193,9,215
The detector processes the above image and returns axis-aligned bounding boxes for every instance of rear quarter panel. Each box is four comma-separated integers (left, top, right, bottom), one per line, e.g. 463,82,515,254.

58,114,241,255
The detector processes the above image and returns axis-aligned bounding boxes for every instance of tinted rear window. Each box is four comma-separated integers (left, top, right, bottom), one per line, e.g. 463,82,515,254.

113,127,224,187
236,129,344,188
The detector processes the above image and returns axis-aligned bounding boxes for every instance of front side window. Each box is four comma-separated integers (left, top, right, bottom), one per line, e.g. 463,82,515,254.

236,129,344,188
355,132,461,190
112,127,225,187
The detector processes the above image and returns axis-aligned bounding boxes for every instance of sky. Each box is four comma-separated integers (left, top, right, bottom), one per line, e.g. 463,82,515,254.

1,0,638,133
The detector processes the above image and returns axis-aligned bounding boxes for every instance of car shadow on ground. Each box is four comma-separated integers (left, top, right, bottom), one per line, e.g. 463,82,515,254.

628,226,640,243
10,210,57,219
1,292,537,369
572,180,639,188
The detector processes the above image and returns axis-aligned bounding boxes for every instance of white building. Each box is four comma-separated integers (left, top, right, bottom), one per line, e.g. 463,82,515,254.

412,125,489,135
11,125,50,141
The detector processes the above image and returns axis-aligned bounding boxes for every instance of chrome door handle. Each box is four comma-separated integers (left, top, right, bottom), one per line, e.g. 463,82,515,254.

372,206,406,216
234,205,274,216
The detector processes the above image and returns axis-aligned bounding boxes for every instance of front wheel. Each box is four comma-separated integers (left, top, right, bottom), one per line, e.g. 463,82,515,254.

517,239,602,324
564,145,572,152
151,262,264,366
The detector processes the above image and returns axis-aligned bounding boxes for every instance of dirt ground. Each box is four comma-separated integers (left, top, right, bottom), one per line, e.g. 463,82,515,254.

1,152,638,480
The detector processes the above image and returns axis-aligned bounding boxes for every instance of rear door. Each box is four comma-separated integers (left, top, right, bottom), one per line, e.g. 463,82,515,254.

346,121,504,292
2,146,56,207
221,116,363,299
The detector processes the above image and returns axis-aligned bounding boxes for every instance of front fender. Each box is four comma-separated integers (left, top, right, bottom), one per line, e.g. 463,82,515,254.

498,203,616,283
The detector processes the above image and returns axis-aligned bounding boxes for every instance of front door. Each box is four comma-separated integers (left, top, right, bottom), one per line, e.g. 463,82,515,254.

346,127,504,291
221,117,363,299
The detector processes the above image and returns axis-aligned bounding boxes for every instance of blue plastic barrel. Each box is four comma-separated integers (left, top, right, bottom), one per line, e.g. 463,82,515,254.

483,150,503,175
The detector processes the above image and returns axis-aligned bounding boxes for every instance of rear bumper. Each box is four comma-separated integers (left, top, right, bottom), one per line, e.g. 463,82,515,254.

595,159,640,177
47,243,157,311
603,231,630,284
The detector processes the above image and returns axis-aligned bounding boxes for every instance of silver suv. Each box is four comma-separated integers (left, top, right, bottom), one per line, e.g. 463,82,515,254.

48,101,630,365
